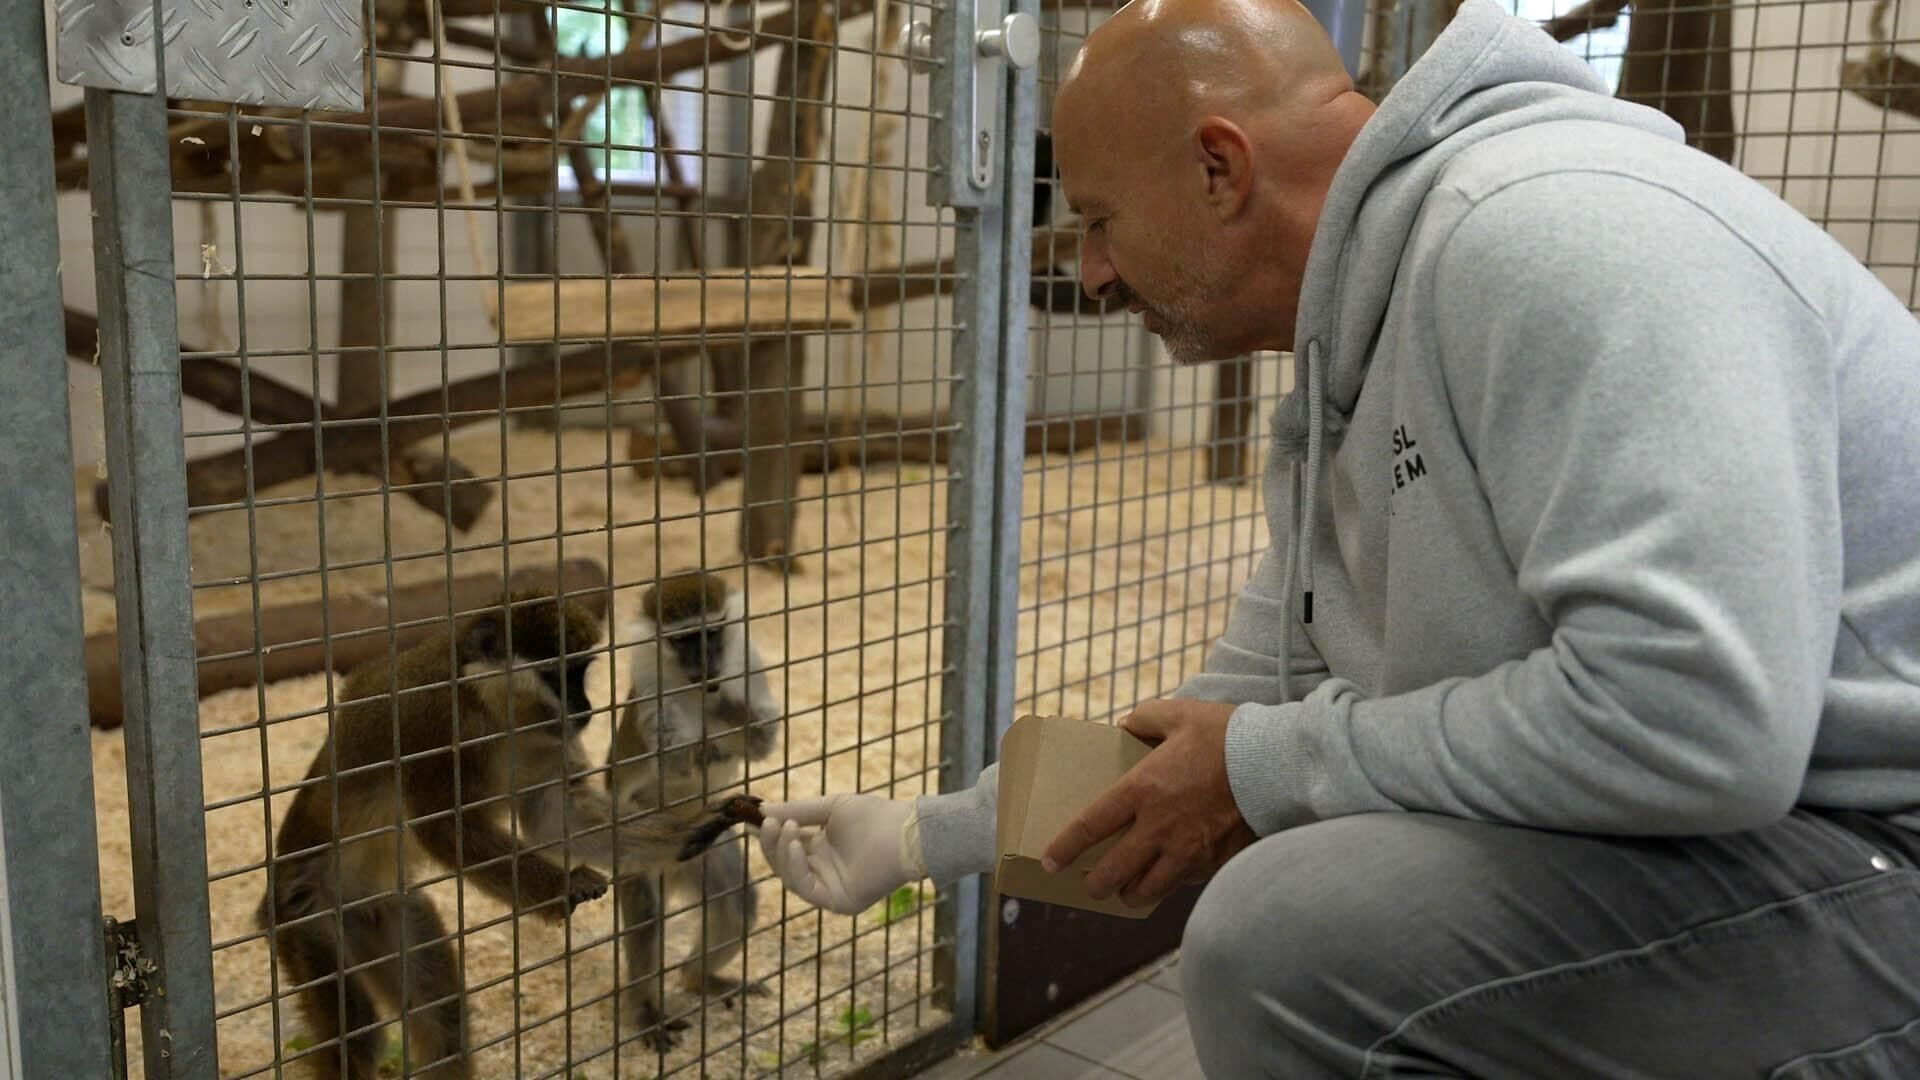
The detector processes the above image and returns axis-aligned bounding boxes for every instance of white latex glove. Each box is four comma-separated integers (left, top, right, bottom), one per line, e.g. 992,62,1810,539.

756,794,927,916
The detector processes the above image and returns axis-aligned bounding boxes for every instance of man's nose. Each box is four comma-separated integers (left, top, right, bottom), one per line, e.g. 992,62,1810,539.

1079,244,1117,301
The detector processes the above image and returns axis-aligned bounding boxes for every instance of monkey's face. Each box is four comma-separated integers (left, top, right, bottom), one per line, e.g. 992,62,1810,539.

539,655,595,728
668,626,728,687
467,591,605,729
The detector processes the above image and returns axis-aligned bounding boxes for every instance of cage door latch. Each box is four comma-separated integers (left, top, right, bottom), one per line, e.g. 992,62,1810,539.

903,1,1039,206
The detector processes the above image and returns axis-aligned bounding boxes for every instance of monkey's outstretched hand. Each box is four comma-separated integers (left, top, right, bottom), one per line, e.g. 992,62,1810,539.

754,794,926,916
559,866,610,921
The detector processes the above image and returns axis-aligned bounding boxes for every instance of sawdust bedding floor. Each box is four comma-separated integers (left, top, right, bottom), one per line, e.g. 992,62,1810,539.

74,423,1267,1078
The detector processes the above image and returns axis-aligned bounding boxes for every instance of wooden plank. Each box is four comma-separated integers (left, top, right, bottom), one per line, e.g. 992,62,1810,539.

493,269,855,343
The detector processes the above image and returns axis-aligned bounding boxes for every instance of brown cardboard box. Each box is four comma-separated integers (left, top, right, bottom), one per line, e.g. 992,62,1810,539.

993,714,1160,919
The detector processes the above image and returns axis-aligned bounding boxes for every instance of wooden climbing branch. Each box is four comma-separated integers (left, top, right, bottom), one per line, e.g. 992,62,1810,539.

1842,0,1920,120
733,0,841,572
84,558,610,729
1541,0,1630,42
89,336,699,524
63,308,324,427
1618,0,1737,163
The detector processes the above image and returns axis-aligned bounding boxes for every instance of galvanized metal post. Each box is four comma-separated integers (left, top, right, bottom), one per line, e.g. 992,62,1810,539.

84,10,220,1072
928,0,1016,1039
0,3,117,1077
973,0,1041,1036
1303,0,1365,77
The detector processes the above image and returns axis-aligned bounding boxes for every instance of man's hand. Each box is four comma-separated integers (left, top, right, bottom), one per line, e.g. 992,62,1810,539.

1041,700,1256,908
756,794,924,916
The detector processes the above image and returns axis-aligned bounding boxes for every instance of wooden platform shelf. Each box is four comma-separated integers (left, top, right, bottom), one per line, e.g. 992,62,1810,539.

491,267,857,344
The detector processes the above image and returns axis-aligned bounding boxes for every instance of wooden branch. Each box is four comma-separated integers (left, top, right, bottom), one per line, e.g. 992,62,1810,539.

85,558,609,729
1209,358,1254,483
64,308,324,426
736,0,839,571
1541,0,1630,42
90,338,693,523
315,1,870,143
1618,0,1737,164
442,21,553,64
628,410,1152,482
1841,0,1920,120
333,186,397,411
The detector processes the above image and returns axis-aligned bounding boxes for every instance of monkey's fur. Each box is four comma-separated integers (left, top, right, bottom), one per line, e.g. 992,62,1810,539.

258,590,742,1079
607,570,783,1050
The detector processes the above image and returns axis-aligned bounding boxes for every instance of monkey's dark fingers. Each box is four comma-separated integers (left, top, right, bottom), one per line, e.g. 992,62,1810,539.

711,794,766,827
566,866,610,912
677,815,742,861
720,980,772,1009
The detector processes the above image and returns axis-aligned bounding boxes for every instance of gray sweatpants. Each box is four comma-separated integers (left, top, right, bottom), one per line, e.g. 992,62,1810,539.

1178,809,1920,1078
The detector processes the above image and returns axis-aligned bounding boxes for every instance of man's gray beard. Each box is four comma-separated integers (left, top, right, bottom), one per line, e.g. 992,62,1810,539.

1150,256,1230,365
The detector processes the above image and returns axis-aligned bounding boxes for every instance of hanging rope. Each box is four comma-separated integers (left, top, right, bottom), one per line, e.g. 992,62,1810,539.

426,0,497,324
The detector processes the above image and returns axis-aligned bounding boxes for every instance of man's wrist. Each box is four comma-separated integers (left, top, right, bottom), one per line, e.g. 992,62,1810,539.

1224,701,1318,835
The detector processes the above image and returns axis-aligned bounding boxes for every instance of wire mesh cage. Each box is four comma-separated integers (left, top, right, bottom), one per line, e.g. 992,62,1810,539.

52,0,991,1073
1017,1,1281,748
15,0,1920,1073
1359,0,1919,312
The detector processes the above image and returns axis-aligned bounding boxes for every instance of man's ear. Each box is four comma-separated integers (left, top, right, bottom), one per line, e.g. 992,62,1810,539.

1194,116,1254,219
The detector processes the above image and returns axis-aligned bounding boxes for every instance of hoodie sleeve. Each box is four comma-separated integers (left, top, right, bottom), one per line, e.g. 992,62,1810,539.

1173,501,1332,706
1222,169,1844,838
912,762,1000,885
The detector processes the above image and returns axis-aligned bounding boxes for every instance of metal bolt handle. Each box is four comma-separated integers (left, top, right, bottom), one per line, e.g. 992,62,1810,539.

976,12,1040,70
898,19,936,71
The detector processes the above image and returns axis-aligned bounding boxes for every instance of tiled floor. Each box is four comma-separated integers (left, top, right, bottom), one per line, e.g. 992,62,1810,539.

911,952,1202,1080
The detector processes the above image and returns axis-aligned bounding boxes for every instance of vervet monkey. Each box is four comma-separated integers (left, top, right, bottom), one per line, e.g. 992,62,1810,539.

608,570,783,1049
258,590,745,1079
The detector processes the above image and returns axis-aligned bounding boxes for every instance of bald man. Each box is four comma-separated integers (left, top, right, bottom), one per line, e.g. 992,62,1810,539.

754,0,1920,1074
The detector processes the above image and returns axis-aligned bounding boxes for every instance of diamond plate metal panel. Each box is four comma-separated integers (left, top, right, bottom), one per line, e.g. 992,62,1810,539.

54,0,364,112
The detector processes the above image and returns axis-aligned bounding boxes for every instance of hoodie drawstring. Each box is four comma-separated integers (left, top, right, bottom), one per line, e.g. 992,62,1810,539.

1276,459,1302,705
1301,338,1325,627
1277,338,1327,705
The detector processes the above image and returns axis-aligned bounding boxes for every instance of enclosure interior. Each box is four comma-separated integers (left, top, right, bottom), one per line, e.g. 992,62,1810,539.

42,0,1920,1073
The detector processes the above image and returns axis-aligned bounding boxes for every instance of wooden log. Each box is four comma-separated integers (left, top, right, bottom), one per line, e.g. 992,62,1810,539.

1840,0,1920,121
1618,0,1737,164
626,410,1152,481
388,448,498,532
493,271,854,343
311,0,871,145
64,308,323,426
333,186,396,411
90,339,689,522
84,558,609,729
1209,357,1254,483
1541,0,1629,42
737,0,839,573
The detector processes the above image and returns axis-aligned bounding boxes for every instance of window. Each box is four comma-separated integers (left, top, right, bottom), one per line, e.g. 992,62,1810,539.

549,0,707,189
1509,0,1632,93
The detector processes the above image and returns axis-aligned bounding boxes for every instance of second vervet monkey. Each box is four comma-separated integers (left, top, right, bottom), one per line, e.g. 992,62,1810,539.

608,570,783,1049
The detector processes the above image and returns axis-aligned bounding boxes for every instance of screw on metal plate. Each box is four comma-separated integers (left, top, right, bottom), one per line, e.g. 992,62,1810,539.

1001,897,1021,925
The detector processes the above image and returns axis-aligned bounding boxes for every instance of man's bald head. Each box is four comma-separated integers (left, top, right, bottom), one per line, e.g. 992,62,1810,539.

1051,0,1373,359
1059,0,1352,128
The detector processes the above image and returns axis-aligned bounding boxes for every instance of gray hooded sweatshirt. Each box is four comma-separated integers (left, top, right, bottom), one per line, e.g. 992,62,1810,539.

913,0,1920,884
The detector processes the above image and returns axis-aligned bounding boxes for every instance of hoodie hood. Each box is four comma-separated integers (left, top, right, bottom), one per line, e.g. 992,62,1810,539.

1266,0,1685,688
